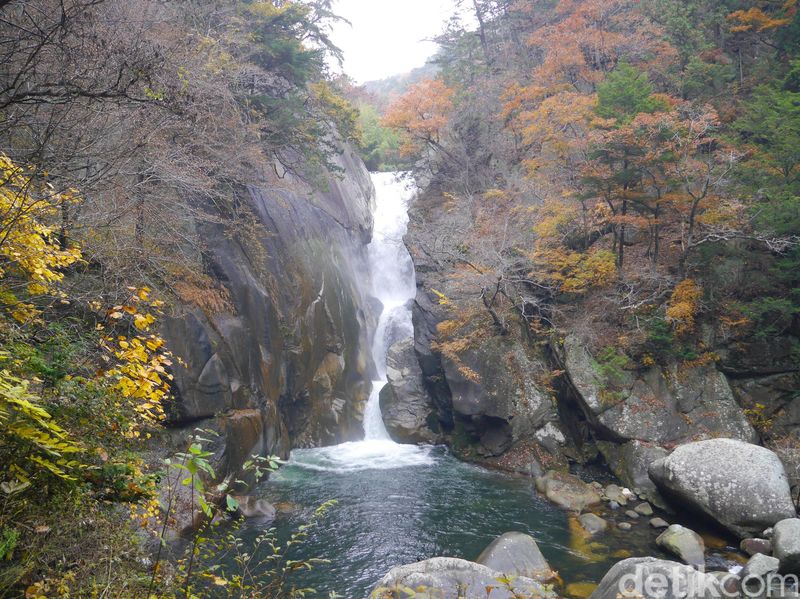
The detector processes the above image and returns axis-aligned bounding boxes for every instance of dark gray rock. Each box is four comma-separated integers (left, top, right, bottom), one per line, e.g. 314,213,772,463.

560,335,757,497
475,532,556,582
164,144,376,482
439,335,568,460
372,557,557,599
380,338,438,443
741,538,773,557
649,439,796,537
656,525,706,569
590,557,725,599
562,337,756,447
774,518,800,574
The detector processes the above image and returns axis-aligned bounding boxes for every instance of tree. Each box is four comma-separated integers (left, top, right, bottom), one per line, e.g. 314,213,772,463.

382,79,456,159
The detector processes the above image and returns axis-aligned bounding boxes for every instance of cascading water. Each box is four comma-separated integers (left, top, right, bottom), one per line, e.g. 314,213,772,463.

362,171,417,440
285,172,433,471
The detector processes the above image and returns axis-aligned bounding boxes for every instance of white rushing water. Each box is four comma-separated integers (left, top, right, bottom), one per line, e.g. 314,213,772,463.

362,172,417,439
288,172,433,472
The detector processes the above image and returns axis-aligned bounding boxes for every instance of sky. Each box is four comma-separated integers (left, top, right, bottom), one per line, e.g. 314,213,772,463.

328,0,465,84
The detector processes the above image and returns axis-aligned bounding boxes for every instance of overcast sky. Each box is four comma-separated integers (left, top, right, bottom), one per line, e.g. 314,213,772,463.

329,0,464,83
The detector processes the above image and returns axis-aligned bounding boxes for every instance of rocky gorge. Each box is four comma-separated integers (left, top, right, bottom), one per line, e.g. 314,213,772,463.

160,160,800,598
368,181,800,597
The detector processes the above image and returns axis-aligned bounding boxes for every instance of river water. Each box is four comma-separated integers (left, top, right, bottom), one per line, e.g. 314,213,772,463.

239,173,662,598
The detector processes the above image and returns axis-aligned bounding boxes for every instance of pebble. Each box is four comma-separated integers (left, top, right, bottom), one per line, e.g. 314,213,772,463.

608,501,620,510
618,522,633,531
634,502,654,516
625,510,640,520
650,517,669,529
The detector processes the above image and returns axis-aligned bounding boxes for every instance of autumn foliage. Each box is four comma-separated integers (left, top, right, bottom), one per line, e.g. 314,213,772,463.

382,0,800,371
382,79,455,156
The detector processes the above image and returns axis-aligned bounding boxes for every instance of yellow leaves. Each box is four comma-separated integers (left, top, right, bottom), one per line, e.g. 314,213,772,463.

0,369,83,488
666,279,703,336
133,313,155,330
431,288,451,306
0,154,83,324
533,247,617,293
100,289,174,435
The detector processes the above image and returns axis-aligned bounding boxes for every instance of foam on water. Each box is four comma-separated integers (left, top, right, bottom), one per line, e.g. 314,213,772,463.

283,440,437,474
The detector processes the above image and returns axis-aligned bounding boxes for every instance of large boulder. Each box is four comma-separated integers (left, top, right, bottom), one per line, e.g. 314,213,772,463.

371,557,557,599
655,525,706,569
379,338,439,443
436,323,571,463
475,532,556,582
590,557,726,599
774,518,800,574
560,336,757,493
536,470,602,512
649,439,796,537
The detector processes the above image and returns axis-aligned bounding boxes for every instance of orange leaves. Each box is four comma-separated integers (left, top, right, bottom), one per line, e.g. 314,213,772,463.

520,91,595,156
382,79,455,157
729,1,797,33
666,279,703,336
527,0,675,93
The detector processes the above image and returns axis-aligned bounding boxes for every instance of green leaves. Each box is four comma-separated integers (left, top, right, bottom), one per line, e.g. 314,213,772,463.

596,63,668,124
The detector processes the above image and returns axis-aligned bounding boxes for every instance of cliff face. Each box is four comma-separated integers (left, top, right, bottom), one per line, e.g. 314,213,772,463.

163,146,375,475
389,187,800,494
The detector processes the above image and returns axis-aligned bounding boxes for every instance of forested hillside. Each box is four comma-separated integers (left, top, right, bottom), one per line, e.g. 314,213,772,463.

0,1,369,596
382,0,800,486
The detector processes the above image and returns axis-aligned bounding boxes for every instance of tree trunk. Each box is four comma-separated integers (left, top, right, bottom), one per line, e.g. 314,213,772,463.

472,0,491,65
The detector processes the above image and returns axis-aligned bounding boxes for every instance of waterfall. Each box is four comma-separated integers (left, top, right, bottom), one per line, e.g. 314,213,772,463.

362,172,417,440
285,172,433,472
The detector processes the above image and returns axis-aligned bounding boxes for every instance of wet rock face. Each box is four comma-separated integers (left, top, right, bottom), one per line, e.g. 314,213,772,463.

379,338,439,443
649,439,797,538
165,145,376,477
